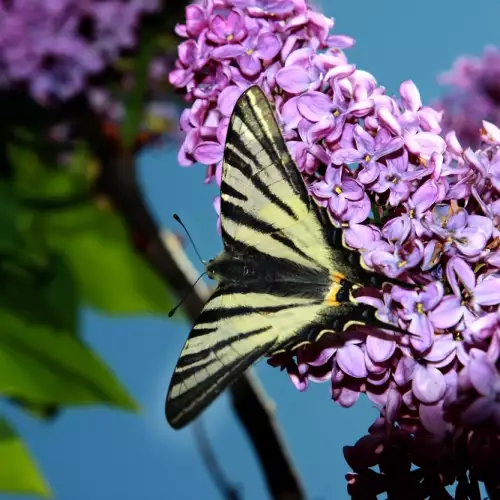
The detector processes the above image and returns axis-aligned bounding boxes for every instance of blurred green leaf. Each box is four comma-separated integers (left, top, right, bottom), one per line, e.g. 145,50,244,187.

0,182,53,278
7,134,171,315
8,135,92,203
0,312,138,410
0,416,50,497
0,183,24,255
9,398,60,421
43,203,173,315
0,251,78,334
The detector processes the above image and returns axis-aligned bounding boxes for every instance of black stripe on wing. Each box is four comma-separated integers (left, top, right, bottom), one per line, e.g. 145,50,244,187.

234,87,310,206
166,330,275,429
223,138,299,220
193,301,323,329
178,325,272,367
222,198,318,265
220,180,248,202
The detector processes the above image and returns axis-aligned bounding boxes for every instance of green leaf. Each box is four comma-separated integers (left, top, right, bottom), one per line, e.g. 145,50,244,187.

0,183,25,256
7,135,92,203
0,182,53,279
9,398,60,421
0,416,50,497
0,252,78,334
42,203,173,315
0,312,138,410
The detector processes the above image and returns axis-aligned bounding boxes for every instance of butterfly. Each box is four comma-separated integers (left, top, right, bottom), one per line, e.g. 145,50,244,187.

165,85,406,429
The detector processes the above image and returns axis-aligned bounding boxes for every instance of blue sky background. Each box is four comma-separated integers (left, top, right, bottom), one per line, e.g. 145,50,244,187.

2,1,500,499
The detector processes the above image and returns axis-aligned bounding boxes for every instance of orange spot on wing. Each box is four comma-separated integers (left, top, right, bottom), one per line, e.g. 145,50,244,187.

331,271,345,283
326,282,342,307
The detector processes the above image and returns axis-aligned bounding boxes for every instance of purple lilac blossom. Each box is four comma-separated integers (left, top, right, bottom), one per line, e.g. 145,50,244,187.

435,45,500,149
171,0,500,493
0,0,159,102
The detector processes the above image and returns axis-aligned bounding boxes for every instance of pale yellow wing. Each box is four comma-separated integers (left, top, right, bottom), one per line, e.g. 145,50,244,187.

220,86,334,272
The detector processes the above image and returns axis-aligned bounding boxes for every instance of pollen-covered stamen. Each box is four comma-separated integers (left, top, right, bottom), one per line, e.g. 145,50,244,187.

334,185,342,194
486,236,500,251
227,34,234,41
385,172,401,185
246,48,254,55
439,215,449,228
416,302,424,314
461,289,472,306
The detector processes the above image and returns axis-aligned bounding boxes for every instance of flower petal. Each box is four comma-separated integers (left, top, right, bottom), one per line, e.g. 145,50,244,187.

337,344,368,378
276,65,312,94
412,365,446,404
429,296,463,329
297,91,332,121
468,357,496,396
474,278,500,306
193,141,223,164
366,336,396,363
409,314,433,352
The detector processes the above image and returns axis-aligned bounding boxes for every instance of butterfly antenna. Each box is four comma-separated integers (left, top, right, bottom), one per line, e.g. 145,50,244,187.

168,271,207,318
173,213,205,265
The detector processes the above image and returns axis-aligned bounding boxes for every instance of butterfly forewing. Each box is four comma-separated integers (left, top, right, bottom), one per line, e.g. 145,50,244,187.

166,86,384,429
221,87,333,272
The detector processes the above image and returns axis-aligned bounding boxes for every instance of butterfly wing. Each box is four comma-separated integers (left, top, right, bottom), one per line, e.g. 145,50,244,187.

166,86,381,429
166,280,332,428
219,85,334,271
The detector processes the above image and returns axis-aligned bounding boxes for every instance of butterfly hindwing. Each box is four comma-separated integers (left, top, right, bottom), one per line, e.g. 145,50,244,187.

166,281,329,428
165,86,395,429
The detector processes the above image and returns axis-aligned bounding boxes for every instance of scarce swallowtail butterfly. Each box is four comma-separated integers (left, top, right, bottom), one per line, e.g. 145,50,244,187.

165,85,405,429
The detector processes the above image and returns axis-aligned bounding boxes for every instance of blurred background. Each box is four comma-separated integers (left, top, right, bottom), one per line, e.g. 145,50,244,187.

0,0,499,499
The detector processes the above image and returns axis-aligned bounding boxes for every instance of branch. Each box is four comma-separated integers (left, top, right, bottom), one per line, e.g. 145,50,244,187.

79,111,305,500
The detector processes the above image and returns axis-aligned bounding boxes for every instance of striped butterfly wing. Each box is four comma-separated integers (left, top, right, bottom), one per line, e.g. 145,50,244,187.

166,86,373,429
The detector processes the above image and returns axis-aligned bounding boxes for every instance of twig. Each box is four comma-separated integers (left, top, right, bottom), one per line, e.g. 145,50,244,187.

193,419,241,500
78,110,306,500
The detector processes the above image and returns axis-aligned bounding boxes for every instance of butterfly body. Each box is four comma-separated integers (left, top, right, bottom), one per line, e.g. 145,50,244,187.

166,85,399,429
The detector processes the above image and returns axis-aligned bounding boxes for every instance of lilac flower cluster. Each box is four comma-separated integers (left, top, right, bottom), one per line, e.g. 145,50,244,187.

0,0,159,102
344,416,500,498
171,0,500,491
435,45,500,149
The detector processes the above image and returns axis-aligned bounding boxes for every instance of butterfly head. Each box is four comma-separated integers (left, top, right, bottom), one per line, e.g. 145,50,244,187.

206,260,217,280
205,254,223,281
204,252,232,282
